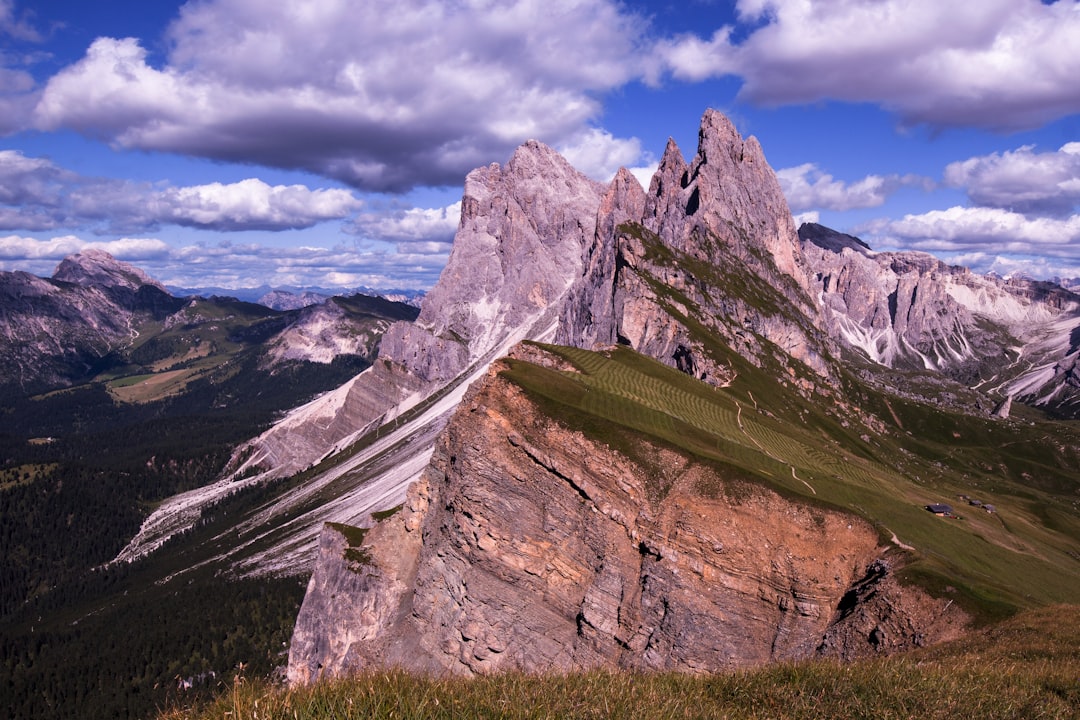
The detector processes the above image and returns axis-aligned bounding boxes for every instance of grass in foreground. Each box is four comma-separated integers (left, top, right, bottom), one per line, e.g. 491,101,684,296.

162,605,1079,720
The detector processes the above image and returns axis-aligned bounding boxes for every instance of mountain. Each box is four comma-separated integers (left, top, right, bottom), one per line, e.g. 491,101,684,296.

800,222,1080,417
0,255,418,613
0,253,419,402
258,289,330,310
6,110,1076,717
277,111,1078,681
0,250,187,396
114,137,607,573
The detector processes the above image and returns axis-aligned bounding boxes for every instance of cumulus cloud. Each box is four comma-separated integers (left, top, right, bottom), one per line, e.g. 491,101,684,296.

777,163,932,212
944,143,1080,217
927,250,1080,282
349,200,461,257
860,206,1080,259
0,150,362,233
658,0,1080,131
557,128,649,183
155,180,362,231
30,0,651,191
0,234,170,262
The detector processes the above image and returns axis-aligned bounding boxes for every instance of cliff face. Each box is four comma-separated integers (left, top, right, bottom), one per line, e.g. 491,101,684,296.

232,139,603,482
287,345,965,683
800,223,1080,416
557,110,831,385
118,138,610,574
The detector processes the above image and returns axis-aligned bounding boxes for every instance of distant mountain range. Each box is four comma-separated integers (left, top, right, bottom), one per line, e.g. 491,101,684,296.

0,250,419,399
166,283,426,308
2,110,1077,717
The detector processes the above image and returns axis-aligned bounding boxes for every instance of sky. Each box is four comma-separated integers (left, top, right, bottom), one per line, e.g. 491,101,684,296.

1,0,1079,292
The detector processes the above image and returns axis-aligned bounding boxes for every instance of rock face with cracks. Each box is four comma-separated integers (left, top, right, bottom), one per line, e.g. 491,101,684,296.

557,110,831,386
228,139,603,481
287,346,966,683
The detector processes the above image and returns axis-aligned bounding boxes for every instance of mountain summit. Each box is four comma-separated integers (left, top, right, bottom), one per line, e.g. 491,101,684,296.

52,248,168,294
279,111,1080,682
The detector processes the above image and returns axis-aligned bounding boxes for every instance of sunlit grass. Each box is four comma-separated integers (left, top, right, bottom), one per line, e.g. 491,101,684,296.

501,344,1080,617
163,605,1080,720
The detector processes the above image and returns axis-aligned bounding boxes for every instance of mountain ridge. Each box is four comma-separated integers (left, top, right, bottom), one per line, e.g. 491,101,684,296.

3,109,1078,716
279,110,1079,681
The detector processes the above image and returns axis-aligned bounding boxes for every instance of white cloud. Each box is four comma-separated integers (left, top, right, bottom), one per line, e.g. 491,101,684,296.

628,163,659,192
348,200,461,259
658,0,1080,131
777,163,931,212
0,150,363,233
939,251,1080,281
653,27,737,83
0,233,445,290
158,179,363,231
557,128,648,183
861,206,1080,255
30,0,651,191
0,234,170,261
944,143,1080,216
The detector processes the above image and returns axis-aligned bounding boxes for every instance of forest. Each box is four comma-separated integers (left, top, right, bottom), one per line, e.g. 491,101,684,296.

0,350,369,718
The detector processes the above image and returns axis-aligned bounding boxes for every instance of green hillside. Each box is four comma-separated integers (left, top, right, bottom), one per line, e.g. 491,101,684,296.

501,342,1080,619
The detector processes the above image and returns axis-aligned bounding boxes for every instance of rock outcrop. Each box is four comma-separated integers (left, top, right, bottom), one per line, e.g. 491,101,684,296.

287,346,965,683
557,110,831,385
264,295,418,365
231,139,604,482
115,138,608,572
801,223,1080,416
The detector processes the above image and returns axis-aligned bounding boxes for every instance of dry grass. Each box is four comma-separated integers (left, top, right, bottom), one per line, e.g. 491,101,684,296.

161,605,1079,720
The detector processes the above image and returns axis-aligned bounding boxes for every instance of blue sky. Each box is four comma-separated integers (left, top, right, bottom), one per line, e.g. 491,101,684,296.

1,0,1079,291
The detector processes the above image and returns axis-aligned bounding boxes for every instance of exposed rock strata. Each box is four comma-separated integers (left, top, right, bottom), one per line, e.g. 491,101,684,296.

801,223,1080,415
231,140,603,481
557,110,831,384
287,347,965,683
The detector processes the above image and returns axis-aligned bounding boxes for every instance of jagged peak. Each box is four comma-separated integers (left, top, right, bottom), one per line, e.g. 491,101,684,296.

648,138,688,196
638,109,806,288
611,165,644,193
597,165,647,240
52,249,168,293
506,138,600,189
696,109,743,161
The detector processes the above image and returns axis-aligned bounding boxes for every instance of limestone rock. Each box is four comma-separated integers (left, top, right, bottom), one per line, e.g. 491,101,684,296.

558,109,830,384
234,139,604,480
287,345,961,680
801,222,1080,416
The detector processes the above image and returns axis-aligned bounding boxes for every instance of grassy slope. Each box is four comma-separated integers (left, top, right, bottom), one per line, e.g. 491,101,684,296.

163,603,1079,720
161,340,1080,718
499,343,1079,618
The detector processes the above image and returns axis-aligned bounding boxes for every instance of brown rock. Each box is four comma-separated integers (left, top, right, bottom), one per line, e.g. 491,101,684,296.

287,345,963,681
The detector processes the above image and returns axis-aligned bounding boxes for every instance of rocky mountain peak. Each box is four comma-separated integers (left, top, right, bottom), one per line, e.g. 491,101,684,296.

378,138,604,383
642,110,807,289
799,222,872,255
558,108,830,381
52,249,167,293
